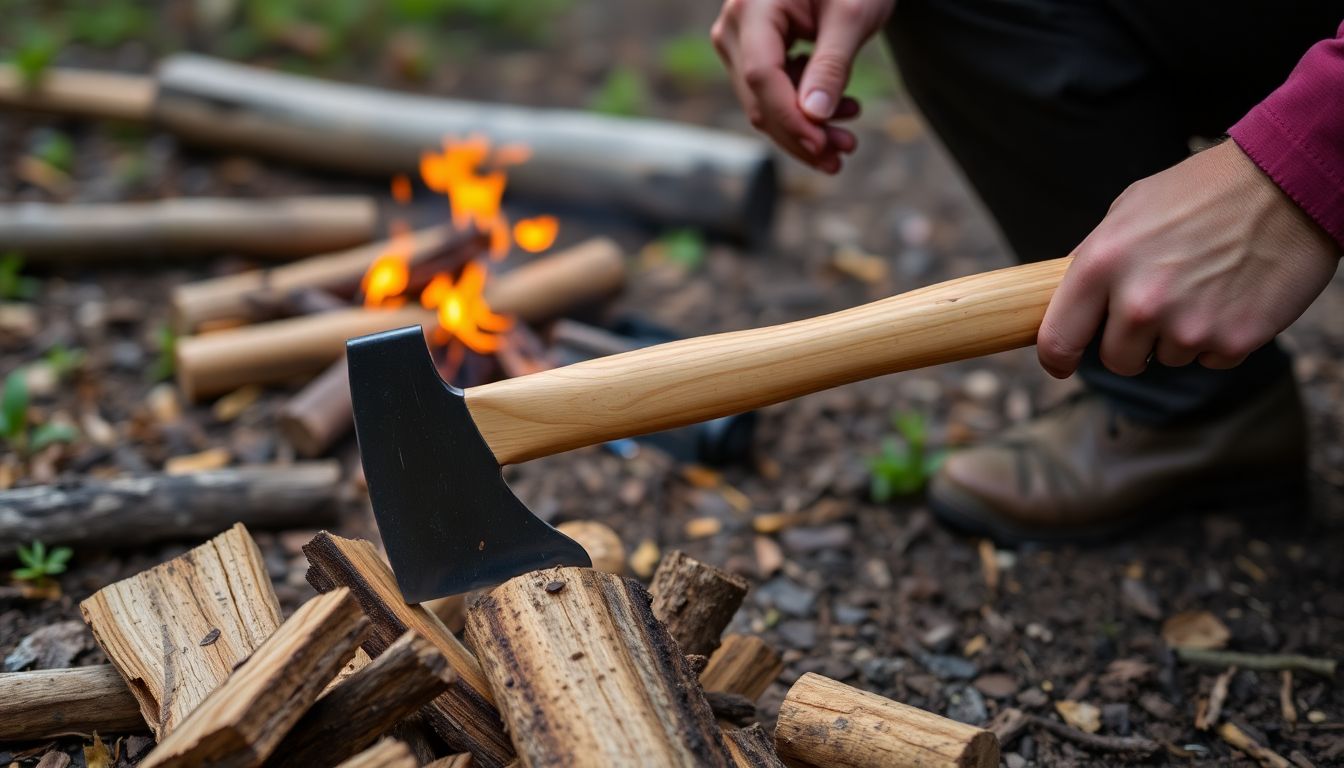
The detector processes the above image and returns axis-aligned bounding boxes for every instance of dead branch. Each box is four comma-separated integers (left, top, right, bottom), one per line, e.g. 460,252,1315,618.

0,665,145,741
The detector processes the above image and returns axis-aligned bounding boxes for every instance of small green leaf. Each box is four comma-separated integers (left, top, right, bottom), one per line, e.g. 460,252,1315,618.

16,544,37,568
589,66,648,117
150,323,178,381
32,131,75,174
30,422,78,452
47,547,73,568
659,34,724,90
1,371,29,443
30,540,45,564
659,229,707,270
11,566,41,581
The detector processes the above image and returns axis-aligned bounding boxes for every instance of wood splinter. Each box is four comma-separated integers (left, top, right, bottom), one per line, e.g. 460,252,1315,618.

466,566,735,767
775,673,1000,768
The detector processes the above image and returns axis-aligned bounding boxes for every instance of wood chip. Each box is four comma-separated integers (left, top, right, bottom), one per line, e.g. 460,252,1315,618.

682,516,721,540
211,385,262,422
164,447,231,475
1217,721,1292,768
978,539,999,592
1196,666,1236,730
1161,610,1230,650
1281,671,1297,728
1054,700,1101,733
628,538,660,579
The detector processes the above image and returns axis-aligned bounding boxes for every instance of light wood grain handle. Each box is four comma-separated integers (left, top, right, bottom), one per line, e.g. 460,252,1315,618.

467,256,1072,465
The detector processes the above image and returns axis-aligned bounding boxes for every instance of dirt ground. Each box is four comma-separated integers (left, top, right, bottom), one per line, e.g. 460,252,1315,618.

2,2,1342,766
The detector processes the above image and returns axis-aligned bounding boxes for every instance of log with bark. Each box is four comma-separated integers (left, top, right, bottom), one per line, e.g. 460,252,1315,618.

700,634,784,701
172,226,485,332
0,462,341,556
0,56,777,241
269,631,455,768
724,724,786,768
178,236,625,401
0,664,146,741
466,566,734,767
303,532,515,768
139,588,370,768
0,197,376,261
775,673,1000,768
649,550,749,657
80,523,283,738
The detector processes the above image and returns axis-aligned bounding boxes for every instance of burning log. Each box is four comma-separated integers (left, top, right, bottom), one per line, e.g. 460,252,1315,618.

0,462,341,557
179,236,624,401
336,740,419,768
139,588,370,768
649,550,749,657
1,56,777,241
775,673,1000,768
303,532,516,768
700,634,784,700
269,631,453,767
80,524,283,739
725,725,786,768
465,567,734,766
0,197,377,261
172,227,484,332
0,665,146,741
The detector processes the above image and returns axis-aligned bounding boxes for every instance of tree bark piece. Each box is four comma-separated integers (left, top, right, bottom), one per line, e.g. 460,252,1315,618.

0,665,146,741
1176,648,1337,677
335,740,419,768
775,673,1000,768
700,634,784,700
80,523,283,739
0,197,376,261
303,533,514,768
140,589,369,768
269,631,454,768
0,462,341,557
466,566,733,768
172,227,482,332
177,237,625,400
724,724,785,768
649,550,749,657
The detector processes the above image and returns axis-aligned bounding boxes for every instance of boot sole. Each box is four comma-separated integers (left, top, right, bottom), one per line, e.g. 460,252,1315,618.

928,468,1310,547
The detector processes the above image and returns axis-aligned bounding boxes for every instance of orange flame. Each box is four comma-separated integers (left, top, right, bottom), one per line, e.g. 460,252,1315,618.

419,261,512,353
391,174,413,204
361,226,413,308
513,215,559,253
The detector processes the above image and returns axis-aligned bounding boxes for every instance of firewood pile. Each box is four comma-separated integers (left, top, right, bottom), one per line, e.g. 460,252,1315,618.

1,523,1000,767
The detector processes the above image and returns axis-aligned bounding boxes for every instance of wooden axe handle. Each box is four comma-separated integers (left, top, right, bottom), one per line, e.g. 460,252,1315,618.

466,256,1073,465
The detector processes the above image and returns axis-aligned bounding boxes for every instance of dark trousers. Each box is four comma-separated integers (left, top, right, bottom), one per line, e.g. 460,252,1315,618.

887,0,1343,423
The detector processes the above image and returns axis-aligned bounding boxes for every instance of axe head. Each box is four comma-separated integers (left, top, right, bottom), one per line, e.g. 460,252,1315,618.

347,325,590,603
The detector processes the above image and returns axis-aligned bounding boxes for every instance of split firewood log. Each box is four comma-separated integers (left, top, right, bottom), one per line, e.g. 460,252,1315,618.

80,523,282,738
775,673,1000,768
648,550,749,657
701,634,785,700
724,724,786,768
303,532,515,768
335,740,419,768
0,665,145,741
268,631,454,767
138,589,369,768
466,567,735,767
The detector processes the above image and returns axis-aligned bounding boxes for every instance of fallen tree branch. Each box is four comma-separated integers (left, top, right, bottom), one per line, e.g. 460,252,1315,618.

0,197,376,261
1027,714,1160,756
1176,648,1337,677
0,463,341,556
0,665,145,741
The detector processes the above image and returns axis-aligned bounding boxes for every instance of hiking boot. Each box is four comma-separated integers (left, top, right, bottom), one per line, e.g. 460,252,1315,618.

928,374,1308,543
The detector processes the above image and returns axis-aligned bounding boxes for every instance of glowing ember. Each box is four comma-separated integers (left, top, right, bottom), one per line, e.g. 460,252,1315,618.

513,215,559,253
419,261,512,354
361,226,413,308
391,174,413,204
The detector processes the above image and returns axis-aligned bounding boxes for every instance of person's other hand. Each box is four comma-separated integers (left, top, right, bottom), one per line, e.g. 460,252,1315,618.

1039,141,1341,378
712,0,894,174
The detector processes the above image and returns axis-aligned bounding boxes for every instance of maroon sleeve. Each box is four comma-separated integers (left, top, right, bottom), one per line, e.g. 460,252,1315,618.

1229,20,1344,249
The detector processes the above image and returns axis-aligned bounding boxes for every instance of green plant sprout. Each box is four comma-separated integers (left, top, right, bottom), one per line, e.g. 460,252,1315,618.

32,130,75,173
658,228,707,270
0,252,40,300
589,66,648,117
866,409,947,501
0,369,79,455
151,323,177,381
44,344,87,380
12,540,73,583
10,24,62,90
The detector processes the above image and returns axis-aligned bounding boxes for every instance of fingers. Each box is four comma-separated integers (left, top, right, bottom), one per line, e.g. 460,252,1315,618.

1037,256,1109,378
798,1,874,121
1152,337,1199,368
1198,351,1249,369
738,14,829,160
1099,314,1159,376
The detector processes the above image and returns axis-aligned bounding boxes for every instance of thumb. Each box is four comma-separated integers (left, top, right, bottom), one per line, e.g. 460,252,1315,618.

798,4,871,120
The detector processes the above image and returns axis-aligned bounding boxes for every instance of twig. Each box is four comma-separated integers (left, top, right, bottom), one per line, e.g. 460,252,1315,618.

1175,648,1337,677
1280,671,1298,729
1217,721,1291,768
1197,666,1236,730
1027,714,1160,755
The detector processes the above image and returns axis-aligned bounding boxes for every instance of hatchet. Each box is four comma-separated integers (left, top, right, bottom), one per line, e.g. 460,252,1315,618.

349,256,1071,602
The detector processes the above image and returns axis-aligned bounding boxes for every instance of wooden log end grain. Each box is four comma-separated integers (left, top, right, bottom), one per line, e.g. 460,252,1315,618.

649,550,749,657
775,673,999,768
